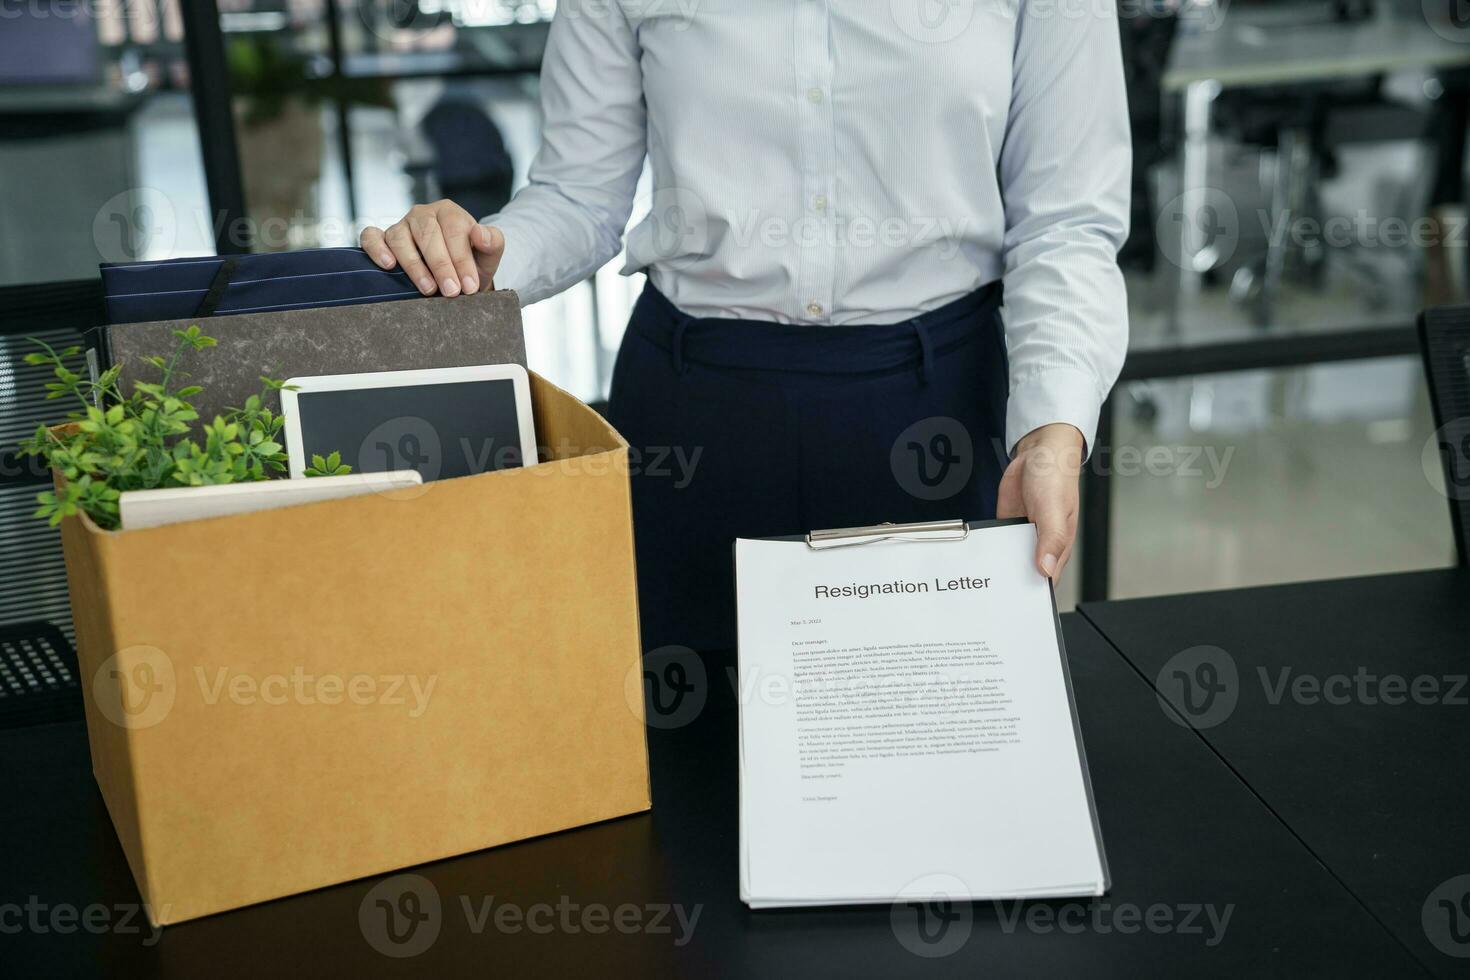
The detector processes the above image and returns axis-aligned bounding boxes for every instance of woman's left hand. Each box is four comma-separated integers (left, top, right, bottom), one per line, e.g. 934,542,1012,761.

996,423,1086,582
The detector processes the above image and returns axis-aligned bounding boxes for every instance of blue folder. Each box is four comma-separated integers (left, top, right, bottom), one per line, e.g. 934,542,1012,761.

99,247,422,325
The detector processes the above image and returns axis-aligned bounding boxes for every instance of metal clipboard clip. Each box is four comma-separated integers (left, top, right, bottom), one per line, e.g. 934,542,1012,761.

805,518,969,551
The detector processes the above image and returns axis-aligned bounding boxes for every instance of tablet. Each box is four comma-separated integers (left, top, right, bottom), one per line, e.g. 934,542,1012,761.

280,365,537,482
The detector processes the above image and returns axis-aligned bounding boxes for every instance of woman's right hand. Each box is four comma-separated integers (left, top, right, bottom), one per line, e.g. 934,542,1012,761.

360,200,505,298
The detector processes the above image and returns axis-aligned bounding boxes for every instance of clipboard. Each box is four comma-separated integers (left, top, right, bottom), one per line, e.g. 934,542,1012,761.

733,516,1112,907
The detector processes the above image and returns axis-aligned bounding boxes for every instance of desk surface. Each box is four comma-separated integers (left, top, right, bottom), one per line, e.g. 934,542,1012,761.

1081,567,1470,978
1,616,1418,977
1164,13,1470,92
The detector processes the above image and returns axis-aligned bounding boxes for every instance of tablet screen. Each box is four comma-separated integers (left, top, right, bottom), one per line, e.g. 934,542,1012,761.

295,379,527,481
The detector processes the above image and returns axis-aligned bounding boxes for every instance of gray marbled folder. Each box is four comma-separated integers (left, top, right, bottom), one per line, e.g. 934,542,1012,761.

99,290,528,425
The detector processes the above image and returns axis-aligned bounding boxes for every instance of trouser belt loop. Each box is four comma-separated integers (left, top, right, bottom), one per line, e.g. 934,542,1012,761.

670,316,692,375
913,319,935,387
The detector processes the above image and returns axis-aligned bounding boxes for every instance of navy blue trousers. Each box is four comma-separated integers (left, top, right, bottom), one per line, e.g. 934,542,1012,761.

606,282,1009,653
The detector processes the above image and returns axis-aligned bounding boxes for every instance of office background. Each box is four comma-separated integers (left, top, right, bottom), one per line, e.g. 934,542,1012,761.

1,0,1465,646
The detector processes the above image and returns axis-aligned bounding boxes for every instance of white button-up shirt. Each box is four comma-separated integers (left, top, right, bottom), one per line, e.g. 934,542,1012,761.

487,0,1131,452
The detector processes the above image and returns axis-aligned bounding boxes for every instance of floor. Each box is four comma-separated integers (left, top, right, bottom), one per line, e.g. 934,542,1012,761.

30,90,1464,616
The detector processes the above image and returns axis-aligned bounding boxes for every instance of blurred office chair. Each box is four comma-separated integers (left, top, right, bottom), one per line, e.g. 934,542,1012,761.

1118,2,1181,272
1213,73,1430,325
1419,304,1470,566
1423,67,1470,307
409,98,516,220
0,280,100,727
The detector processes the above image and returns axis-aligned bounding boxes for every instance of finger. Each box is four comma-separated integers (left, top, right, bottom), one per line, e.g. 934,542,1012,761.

1051,513,1079,583
472,224,506,286
995,459,1026,520
438,213,481,295
359,226,395,270
1031,495,1072,581
384,223,436,295
409,215,462,297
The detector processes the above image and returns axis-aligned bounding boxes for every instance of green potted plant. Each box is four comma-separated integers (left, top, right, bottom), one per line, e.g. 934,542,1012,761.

18,326,347,531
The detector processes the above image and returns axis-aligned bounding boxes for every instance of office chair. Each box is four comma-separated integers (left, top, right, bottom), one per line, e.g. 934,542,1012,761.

0,279,99,727
1117,1,1180,273
416,98,516,221
1419,305,1470,566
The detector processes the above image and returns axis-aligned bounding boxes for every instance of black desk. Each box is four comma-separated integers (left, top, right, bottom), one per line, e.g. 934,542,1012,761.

1080,568,1470,978
2,616,1417,976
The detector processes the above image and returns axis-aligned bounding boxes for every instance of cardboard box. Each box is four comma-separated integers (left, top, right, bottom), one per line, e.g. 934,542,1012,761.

57,371,651,926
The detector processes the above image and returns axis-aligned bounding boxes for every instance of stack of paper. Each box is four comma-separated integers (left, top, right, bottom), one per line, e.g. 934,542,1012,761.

735,521,1108,908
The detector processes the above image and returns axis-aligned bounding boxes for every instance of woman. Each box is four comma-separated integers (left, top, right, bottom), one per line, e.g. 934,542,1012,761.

361,1,1129,651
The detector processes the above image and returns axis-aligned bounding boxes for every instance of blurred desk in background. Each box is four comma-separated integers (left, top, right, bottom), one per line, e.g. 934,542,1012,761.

0,88,146,286
1161,9,1470,330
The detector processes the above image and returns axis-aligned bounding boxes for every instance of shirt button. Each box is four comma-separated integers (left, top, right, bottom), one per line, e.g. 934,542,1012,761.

807,302,824,316
812,195,828,212
807,88,824,105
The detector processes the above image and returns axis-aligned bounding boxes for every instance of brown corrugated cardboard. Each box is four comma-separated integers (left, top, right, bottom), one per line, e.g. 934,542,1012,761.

58,370,650,927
